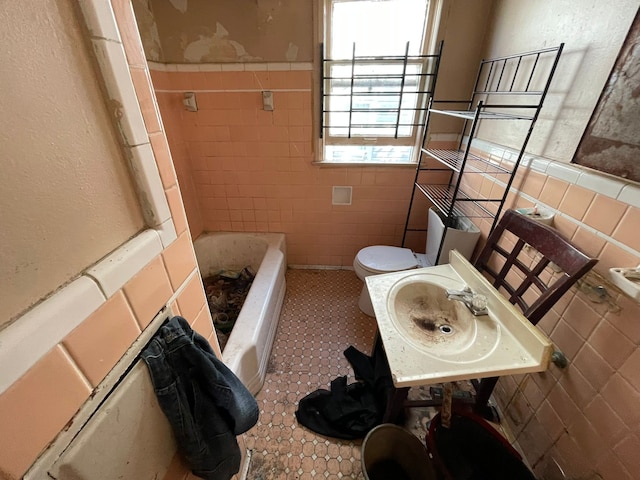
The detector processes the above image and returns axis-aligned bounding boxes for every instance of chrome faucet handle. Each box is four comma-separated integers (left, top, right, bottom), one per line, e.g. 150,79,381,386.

445,286,472,297
445,287,488,316
468,294,488,315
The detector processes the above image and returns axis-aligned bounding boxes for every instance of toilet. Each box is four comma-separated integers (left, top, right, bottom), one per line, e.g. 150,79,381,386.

353,245,429,316
354,208,481,317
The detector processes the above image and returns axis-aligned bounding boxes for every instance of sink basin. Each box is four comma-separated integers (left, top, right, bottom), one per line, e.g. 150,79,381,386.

387,275,500,363
366,251,553,387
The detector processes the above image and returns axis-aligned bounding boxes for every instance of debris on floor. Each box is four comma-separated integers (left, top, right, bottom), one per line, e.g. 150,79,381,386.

203,266,255,351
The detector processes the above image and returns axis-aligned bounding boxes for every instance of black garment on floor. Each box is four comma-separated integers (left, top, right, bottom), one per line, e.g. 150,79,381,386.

294,342,393,439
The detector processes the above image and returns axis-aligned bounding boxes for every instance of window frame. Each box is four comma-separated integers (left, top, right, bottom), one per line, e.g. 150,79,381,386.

316,0,442,165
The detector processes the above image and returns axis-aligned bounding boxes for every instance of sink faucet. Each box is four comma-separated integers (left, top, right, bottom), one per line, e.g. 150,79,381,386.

445,287,488,316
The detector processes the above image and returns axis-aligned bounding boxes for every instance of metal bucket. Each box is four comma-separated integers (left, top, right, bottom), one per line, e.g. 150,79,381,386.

362,424,436,480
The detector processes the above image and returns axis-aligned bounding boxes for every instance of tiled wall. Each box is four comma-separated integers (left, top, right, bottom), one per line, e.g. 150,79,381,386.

462,141,640,479
0,1,218,478
151,65,434,266
151,62,640,478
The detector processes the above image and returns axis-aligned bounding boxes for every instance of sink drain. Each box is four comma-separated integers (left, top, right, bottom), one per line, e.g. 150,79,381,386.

439,324,454,335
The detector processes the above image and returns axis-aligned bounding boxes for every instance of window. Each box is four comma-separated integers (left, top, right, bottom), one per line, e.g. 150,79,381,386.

320,0,436,164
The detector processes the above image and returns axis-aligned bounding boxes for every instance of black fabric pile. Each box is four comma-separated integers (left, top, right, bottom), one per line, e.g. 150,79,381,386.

295,342,393,439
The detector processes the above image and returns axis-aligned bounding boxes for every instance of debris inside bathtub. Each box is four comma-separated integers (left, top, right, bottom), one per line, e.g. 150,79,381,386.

203,266,255,350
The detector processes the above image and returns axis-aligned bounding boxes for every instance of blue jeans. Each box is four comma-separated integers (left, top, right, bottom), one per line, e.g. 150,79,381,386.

142,316,258,479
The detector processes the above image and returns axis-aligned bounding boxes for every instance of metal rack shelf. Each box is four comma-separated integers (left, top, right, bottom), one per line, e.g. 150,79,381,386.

402,43,564,261
429,108,534,121
415,184,497,220
420,148,512,174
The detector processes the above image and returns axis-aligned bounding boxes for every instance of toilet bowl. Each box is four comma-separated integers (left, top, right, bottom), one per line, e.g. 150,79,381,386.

354,209,481,317
353,245,428,316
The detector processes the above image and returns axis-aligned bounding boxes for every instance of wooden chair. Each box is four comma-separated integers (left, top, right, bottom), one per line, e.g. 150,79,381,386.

384,209,598,421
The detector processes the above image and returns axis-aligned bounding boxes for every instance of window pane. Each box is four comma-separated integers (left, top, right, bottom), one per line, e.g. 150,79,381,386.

325,145,413,163
331,0,428,58
326,62,423,137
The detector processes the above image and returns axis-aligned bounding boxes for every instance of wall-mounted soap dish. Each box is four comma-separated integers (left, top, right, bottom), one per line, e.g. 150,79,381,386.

609,265,640,302
515,206,554,226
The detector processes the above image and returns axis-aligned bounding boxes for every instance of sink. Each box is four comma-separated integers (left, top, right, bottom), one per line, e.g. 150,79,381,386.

387,275,500,363
366,251,553,387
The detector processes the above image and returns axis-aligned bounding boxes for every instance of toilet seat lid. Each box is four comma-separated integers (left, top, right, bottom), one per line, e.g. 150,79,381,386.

356,246,418,272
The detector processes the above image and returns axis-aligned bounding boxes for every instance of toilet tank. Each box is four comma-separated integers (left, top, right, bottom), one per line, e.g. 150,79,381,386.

426,208,481,266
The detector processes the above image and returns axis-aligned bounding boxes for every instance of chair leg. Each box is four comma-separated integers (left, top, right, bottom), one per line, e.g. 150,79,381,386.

473,376,500,421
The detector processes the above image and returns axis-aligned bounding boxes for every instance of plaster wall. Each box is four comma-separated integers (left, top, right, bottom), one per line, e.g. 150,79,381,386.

0,1,217,477
0,0,144,326
138,0,313,63
476,0,640,162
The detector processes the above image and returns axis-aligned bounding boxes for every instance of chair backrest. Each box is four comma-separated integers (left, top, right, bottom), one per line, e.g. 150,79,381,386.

474,209,598,326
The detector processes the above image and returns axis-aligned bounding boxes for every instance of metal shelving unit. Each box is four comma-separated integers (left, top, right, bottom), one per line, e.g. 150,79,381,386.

402,44,564,261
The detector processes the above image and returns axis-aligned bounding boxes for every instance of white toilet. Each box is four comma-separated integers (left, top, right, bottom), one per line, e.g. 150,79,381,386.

353,245,428,316
353,208,481,317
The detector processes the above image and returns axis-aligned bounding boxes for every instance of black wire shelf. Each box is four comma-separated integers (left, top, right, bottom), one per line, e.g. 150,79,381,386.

414,184,498,219
420,148,512,174
429,108,534,121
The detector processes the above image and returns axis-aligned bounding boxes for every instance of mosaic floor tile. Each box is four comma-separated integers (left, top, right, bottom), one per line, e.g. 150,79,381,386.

241,269,438,479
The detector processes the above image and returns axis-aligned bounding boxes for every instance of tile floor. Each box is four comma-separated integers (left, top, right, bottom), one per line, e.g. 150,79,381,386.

242,268,438,479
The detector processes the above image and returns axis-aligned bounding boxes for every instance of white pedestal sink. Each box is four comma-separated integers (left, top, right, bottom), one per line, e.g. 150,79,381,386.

366,251,553,387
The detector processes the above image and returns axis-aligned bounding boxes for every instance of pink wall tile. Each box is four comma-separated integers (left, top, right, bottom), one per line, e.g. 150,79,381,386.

110,0,146,67
598,240,639,270
572,344,614,391
596,451,634,480
0,346,91,478
612,205,640,251
176,274,207,323
549,320,583,359
584,395,629,446
63,291,141,386
619,348,640,390
123,256,173,329
562,295,601,339
539,176,569,209
519,170,546,198
150,132,177,188
601,374,640,426
583,195,629,236
166,186,189,236
614,433,640,474
152,66,640,479
559,184,596,221
192,306,215,345
130,67,162,134
162,232,197,290
589,320,635,369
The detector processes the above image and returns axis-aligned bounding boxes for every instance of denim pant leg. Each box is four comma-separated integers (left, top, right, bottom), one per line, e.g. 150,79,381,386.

142,317,258,479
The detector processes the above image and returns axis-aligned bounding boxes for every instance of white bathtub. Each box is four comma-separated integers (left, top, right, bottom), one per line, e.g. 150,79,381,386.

193,232,286,394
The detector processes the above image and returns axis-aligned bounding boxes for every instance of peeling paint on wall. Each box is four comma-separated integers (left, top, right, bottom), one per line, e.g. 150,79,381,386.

131,0,164,62
136,0,312,63
169,0,188,14
183,22,261,62
285,42,299,61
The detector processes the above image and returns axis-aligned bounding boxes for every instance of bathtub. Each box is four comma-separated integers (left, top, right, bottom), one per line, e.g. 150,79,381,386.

193,232,286,394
